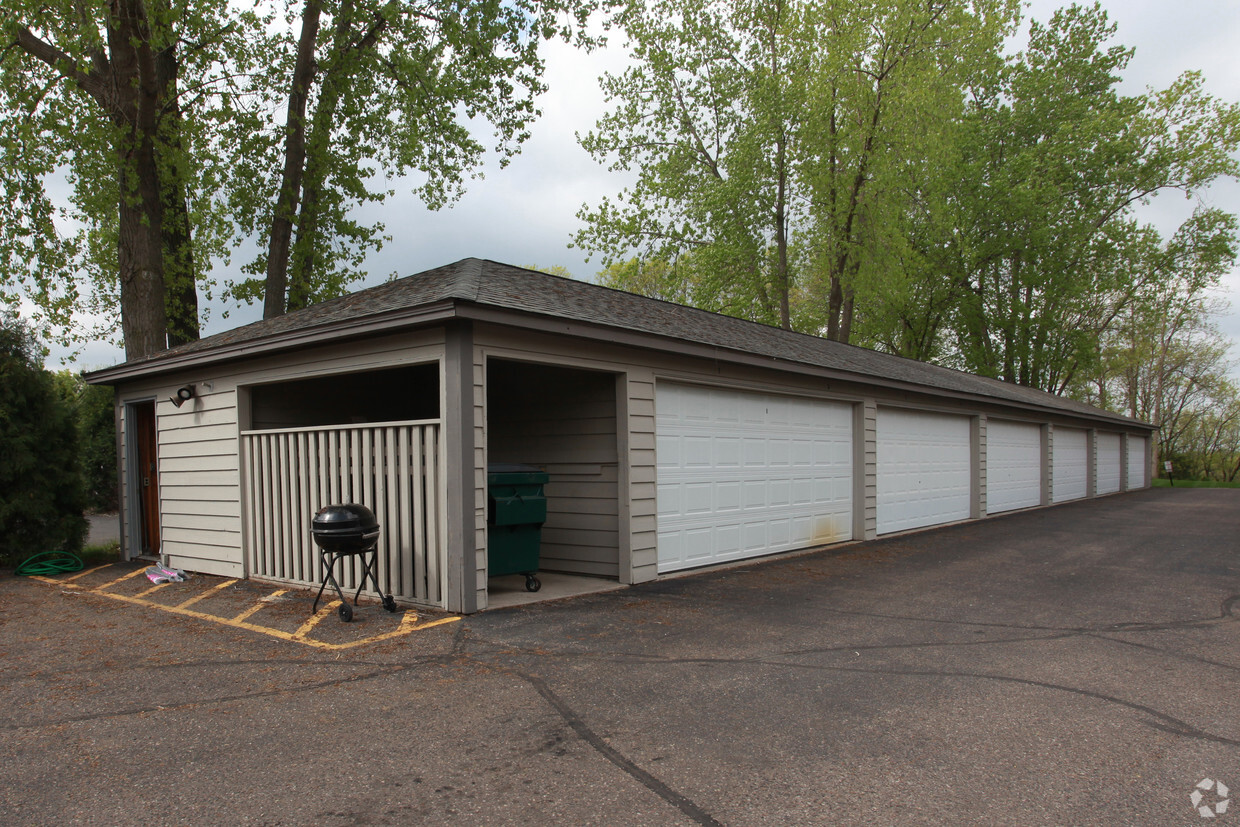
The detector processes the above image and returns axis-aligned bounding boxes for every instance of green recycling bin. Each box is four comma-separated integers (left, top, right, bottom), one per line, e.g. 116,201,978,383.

487,463,549,592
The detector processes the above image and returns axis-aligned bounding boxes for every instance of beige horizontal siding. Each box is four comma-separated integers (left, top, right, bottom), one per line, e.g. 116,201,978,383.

162,512,242,533
152,387,241,574
159,438,238,459
160,486,237,504
160,452,238,472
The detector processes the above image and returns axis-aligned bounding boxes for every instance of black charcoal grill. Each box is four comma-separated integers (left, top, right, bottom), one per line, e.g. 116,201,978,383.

310,503,398,622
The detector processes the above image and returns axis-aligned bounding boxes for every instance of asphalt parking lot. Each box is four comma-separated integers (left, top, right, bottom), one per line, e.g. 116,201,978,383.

2,487,1238,825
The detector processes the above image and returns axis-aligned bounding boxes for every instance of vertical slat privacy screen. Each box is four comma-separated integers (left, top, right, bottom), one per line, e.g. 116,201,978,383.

241,420,445,607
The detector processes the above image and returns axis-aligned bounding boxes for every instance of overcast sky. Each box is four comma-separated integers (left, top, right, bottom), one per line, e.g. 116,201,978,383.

57,0,1240,374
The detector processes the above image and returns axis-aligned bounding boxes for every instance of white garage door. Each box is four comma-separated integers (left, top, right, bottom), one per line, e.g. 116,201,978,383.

1052,428,1088,502
656,383,853,573
1127,435,1147,489
986,420,1042,514
1097,432,1122,494
877,408,971,534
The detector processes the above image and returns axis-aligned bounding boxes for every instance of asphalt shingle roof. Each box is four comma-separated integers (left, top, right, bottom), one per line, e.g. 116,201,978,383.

93,258,1145,426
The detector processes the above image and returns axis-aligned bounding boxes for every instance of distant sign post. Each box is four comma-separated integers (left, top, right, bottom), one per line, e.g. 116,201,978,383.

1164,460,1173,486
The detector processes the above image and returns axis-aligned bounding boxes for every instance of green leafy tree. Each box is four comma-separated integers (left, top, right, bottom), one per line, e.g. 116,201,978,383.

936,4,1240,391
52,371,118,512
597,255,709,307
243,0,603,318
1074,208,1239,477
1165,381,1240,481
1,1,266,358
575,0,1017,338
1,1,602,358
1192,398,1240,482
0,313,86,564
525,265,576,278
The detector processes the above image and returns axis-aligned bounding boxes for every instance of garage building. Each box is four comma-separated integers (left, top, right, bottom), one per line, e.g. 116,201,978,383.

86,259,1155,613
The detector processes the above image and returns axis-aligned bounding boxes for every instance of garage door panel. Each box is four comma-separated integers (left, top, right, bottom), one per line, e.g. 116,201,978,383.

657,484,681,517
657,384,853,573
743,521,768,549
1127,436,1147,489
769,479,791,507
741,480,764,508
1097,433,1121,494
683,527,715,563
657,434,679,465
877,409,971,534
743,438,766,466
684,435,714,466
685,482,714,514
1052,428,1088,502
986,420,1042,514
715,438,740,466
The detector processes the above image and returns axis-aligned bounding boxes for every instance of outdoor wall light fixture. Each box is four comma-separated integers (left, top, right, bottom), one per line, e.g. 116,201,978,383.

170,384,196,408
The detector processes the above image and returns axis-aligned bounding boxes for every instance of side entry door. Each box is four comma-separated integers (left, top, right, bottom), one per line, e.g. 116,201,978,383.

131,401,160,555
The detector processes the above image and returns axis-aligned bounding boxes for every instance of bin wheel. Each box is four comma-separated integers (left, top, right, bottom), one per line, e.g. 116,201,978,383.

382,595,398,613
525,575,541,593
338,603,354,622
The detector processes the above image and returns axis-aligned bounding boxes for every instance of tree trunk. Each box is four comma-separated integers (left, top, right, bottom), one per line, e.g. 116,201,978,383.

826,274,843,340
110,0,169,359
839,286,854,343
288,0,359,312
774,130,790,330
264,0,324,319
18,3,170,358
154,27,200,347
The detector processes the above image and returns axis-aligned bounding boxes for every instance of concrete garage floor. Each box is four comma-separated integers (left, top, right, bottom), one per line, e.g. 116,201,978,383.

3,488,1239,826
487,572,626,609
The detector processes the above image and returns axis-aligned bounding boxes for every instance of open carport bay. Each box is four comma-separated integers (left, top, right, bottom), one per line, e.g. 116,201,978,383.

2,488,1238,826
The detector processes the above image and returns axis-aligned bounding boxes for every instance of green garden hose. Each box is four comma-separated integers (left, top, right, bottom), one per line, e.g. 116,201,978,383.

14,551,84,577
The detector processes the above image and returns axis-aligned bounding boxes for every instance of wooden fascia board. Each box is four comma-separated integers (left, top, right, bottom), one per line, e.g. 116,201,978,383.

84,301,460,384
453,303,1154,433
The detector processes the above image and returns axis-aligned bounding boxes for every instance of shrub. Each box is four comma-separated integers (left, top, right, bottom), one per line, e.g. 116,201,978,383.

0,314,87,565
52,372,118,513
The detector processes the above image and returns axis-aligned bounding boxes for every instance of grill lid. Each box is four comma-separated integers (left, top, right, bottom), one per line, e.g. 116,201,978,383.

312,504,380,553
312,505,379,538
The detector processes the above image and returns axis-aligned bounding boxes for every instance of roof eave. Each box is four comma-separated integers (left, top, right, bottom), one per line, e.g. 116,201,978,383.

83,300,460,384
454,303,1155,431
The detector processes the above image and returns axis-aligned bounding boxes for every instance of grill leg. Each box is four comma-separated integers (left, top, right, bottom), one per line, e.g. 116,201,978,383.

353,546,382,605
312,550,347,613
352,546,398,613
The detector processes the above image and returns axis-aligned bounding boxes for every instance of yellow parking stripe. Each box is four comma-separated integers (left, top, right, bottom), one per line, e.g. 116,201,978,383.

232,590,287,623
177,579,237,609
97,566,150,590
135,581,173,598
60,563,115,583
294,601,338,637
29,569,458,649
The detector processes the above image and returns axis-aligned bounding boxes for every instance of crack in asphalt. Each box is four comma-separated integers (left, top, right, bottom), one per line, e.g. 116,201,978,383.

806,663,1240,748
776,629,1081,656
1085,633,1240,674
814,601,1240,634
518,671,723,827
0,660,436,731
498,650,1240,750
